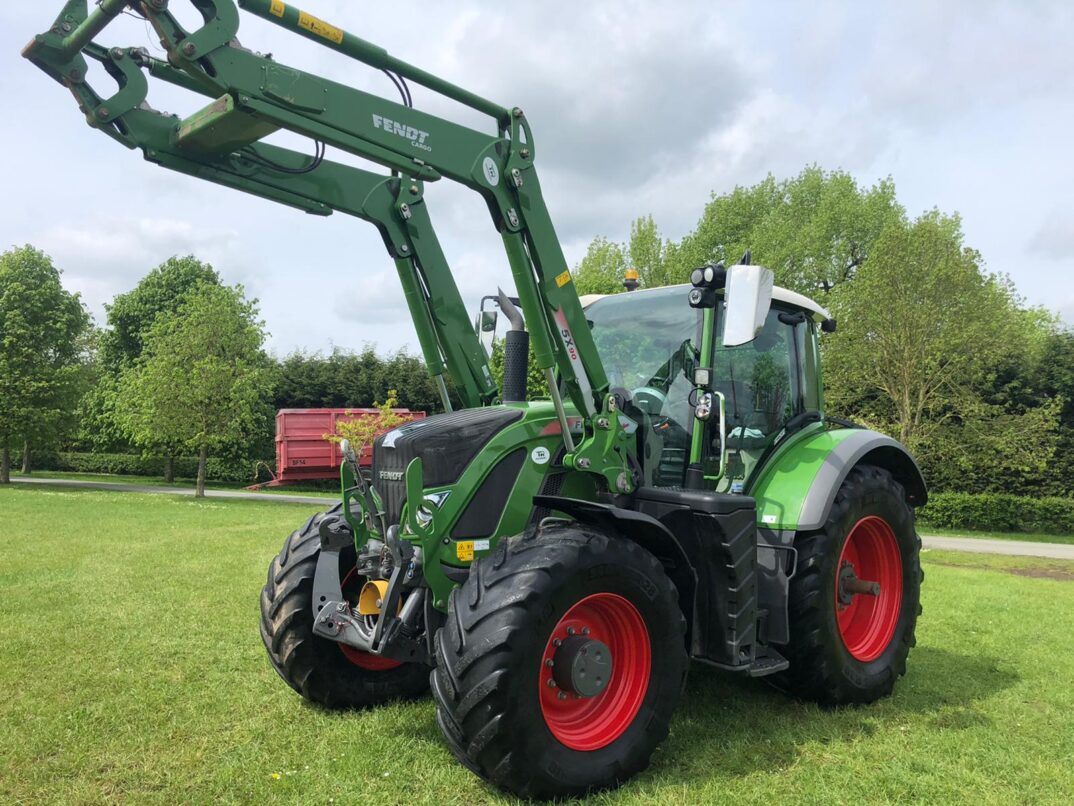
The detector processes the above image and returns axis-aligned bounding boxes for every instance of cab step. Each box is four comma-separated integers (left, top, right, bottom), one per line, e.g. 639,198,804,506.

747,651,789,677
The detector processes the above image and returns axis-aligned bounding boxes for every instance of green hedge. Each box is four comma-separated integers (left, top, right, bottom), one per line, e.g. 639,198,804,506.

43,452,263,484
918,492,1074,535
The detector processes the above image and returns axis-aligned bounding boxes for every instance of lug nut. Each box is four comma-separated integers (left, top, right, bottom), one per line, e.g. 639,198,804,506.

547,678,556,688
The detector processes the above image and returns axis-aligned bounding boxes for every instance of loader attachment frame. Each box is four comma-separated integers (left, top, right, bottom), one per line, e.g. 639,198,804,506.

24,0,633,491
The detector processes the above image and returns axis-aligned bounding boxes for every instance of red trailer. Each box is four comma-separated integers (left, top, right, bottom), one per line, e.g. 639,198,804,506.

263,408,425,488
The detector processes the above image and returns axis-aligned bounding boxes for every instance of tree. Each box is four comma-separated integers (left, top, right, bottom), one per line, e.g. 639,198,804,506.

325,390,414,459
0,246,92,483
81,256,222,479
99,255,221,371
824,211,1061,489
574,236,629,295
272,347,444,413
115,284,271,496
666,166,905,295
574,215,675,295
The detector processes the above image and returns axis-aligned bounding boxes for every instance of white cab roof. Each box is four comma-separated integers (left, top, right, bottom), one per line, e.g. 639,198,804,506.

579,283,831,322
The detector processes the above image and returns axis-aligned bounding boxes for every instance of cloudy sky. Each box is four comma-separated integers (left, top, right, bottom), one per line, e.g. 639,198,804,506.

2,1,1072,357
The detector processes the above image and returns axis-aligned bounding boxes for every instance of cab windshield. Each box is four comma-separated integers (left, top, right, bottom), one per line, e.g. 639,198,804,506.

586,286,701,487
586,286,820,492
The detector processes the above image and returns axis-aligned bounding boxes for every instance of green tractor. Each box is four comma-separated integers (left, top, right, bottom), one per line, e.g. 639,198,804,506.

26,1,925,798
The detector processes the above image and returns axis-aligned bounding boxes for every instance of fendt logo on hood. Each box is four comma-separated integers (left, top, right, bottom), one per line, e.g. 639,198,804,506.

372,114,431,152
378,470,405,481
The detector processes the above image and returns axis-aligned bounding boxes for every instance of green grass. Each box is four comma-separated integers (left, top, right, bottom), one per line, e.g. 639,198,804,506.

12,470,338,497
2,486,1072,804
919,525,1074,545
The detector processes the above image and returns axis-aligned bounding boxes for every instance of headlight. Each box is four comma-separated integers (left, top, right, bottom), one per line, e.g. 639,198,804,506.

695,391,714,421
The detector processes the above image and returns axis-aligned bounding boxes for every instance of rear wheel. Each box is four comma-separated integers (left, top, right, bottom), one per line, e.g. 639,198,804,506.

431,524,687,799
775,465,922,705
259,506,428,708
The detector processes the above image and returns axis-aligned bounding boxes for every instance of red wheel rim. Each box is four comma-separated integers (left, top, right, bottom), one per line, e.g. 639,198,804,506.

339,643,403,671
337,568,403,671
835,516,903,662
539,593,651,751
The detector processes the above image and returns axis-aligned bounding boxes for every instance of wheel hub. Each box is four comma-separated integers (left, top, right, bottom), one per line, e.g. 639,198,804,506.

552,635,612,697
837,561,881,606
538,592,651,751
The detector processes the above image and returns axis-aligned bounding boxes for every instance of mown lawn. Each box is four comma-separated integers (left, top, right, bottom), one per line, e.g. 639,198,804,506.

1,486,1072,804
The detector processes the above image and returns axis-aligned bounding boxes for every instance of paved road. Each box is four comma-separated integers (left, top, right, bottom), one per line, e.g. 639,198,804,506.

9,477,1074,560
921,535,1074,560
9,476,331,505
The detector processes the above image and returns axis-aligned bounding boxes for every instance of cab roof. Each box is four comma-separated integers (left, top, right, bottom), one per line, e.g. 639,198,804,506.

579,282,832,322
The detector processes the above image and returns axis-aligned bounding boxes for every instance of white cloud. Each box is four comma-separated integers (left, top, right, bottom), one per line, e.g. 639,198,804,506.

1030,212,1074,261
30,217,240,324
2,0,1072,353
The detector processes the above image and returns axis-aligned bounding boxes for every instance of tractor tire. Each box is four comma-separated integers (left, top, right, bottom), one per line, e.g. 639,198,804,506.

775,464,922,706
259,505,429,709
430,523,687,799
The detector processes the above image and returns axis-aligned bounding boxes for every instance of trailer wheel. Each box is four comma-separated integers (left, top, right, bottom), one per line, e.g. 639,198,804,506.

776,464,922,705
430,524,687,799
259,506,428,708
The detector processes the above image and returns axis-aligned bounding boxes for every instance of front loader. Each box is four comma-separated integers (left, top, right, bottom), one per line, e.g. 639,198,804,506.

25,2,927,798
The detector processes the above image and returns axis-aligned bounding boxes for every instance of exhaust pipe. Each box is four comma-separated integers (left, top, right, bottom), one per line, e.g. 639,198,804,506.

497,287,529,403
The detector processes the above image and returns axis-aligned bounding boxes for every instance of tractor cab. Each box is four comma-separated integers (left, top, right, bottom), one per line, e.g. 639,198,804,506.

582,282,830,494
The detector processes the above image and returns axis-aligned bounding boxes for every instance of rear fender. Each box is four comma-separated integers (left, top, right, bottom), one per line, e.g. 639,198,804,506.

751,427,927,532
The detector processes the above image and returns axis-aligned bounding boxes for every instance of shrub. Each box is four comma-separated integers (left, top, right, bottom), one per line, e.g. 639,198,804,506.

40,452,262,484
918,492,1074,534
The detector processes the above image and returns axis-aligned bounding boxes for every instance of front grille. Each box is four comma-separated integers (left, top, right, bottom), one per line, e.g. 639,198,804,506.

371,406,524,525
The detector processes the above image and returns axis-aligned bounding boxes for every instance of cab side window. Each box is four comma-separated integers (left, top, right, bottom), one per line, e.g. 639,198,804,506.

708,306,802,491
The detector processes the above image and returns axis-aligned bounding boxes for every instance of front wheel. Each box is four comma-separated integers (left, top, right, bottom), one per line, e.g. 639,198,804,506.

431,524,687,799
775,464,922,705
259,506,429,709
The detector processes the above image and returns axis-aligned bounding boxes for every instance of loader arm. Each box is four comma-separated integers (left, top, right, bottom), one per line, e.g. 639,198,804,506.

24,0,633,492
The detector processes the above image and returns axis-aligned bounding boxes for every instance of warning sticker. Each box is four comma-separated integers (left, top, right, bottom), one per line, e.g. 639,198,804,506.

297,10,344,44
555,270,571,288
269,0,285,17
456,539,491,562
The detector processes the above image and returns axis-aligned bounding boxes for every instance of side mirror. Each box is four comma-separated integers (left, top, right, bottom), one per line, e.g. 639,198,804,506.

723,265,774,347
476,310,498,354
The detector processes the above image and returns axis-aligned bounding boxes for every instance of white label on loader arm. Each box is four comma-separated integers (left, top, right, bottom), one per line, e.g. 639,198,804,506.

531,446,550,465
552,308,595,416
482,157,500,187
